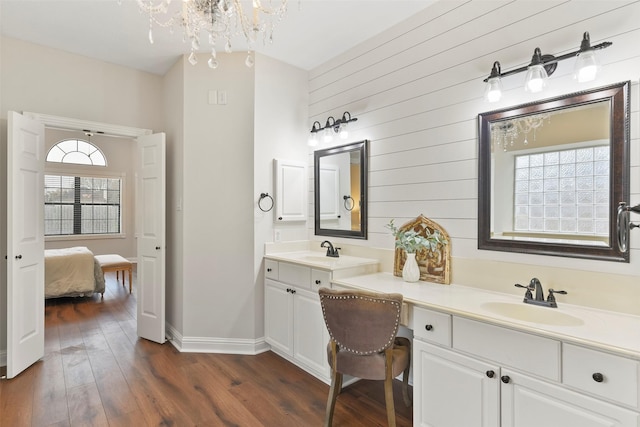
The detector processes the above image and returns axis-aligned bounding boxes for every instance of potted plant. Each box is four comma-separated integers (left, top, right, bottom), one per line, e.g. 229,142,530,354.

386,219,448,282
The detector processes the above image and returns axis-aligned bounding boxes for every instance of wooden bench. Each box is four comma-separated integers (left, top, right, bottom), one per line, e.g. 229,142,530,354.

95,254,133,294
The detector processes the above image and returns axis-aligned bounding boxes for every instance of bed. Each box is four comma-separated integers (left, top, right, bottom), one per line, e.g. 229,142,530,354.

44,246,106,298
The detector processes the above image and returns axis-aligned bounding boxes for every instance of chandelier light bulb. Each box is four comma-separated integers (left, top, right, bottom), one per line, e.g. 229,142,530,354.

339,123,349,139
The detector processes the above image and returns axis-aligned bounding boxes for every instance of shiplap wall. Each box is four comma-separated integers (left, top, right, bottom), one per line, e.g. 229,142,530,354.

307,1,640,281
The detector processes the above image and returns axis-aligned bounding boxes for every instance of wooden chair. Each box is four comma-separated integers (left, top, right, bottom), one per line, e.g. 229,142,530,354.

318,287,411,427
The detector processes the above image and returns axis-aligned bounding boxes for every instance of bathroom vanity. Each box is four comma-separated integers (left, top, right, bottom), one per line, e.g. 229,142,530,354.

263,250,640,426
263,251,378,383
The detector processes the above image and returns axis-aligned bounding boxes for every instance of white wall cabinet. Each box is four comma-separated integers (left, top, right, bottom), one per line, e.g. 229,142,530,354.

412,306,640,427
273,158,307,222
264,260,331,382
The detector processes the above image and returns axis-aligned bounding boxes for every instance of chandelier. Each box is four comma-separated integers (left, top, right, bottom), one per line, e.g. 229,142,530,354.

132,0,288,69
491,113,551,151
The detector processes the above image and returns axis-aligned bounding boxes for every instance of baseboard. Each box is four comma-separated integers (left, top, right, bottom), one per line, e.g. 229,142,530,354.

0,349,6,368
165,323,270,355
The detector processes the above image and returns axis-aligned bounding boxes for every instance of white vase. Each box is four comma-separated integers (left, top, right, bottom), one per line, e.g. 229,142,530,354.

402,252,420,282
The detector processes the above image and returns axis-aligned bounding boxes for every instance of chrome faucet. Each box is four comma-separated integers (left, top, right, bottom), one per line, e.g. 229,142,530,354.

514,278,567,308
320,240,341,258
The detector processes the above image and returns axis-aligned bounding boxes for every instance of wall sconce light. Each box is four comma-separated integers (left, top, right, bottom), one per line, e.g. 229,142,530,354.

483,32,612,102
308,112,358,146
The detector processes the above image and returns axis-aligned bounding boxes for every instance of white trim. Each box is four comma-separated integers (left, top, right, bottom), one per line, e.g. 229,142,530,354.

23,112,152,138
165,323,270,355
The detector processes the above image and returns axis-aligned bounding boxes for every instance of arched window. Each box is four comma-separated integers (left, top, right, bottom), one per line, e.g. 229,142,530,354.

46,139,106,166
44,138,121,236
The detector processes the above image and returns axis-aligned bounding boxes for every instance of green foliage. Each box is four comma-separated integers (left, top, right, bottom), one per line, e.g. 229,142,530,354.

386,219,448,254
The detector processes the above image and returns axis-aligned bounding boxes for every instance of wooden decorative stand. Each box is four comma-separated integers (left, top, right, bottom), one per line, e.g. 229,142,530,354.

393,214,451,284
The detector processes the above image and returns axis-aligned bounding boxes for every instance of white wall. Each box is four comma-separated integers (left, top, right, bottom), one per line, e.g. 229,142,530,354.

162,56,185,337
254,54,309,337
308,1,640,314
179,52,256,342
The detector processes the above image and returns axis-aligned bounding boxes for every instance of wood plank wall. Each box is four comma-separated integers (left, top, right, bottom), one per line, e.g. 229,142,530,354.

308,0,640,273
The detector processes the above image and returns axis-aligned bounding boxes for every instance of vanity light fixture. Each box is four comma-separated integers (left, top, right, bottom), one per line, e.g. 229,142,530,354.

483,32,612,102
308,112,358,146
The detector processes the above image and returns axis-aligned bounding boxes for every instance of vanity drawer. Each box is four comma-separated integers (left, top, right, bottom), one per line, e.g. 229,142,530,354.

453,317,561,381
562,343,639,408
310,269,331,292
278,262,311,289
265,260,279,280
412,306,451,347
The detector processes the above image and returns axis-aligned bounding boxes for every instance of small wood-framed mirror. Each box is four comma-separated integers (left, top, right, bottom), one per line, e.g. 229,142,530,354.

314,140,368,239
478,81,630,262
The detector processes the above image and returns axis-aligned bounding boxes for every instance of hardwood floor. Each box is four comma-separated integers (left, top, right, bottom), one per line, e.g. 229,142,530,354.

1,274,412,426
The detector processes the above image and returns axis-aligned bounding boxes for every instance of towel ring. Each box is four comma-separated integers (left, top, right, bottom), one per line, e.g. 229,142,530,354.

343,195,355,211
617,202,640,252
259,193,274,212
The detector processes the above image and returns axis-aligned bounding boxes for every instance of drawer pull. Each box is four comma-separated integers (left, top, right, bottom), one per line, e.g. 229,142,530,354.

425,324,433,331
592,372,604,383
501,375,511,384
486,370,495,378
267,268,272,272
315,280,321,285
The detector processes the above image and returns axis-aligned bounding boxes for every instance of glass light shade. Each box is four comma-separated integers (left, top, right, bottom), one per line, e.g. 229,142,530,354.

485,76,503,102
338,122,349,139
574,49,599,83
524,64,548,93
323,128,334,143
308,132,319,147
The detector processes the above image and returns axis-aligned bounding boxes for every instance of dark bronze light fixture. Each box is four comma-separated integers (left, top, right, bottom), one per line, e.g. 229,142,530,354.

484,32,612,102
308,112,358,146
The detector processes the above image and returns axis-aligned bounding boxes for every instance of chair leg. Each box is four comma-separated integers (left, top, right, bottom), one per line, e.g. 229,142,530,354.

384,376,397,427
325,370,342,427
402,363,411,407
384,349,397,427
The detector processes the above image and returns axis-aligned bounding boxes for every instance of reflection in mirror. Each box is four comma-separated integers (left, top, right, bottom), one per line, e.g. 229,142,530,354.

478,82,630,262
314,140,368,239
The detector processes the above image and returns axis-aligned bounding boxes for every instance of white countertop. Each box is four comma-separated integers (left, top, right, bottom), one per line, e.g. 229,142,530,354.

332,272,640,360
264,251,379,271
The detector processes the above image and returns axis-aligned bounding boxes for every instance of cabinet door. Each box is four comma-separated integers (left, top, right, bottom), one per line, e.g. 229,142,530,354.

501,369,639,427
274,158,307,222
264,279,294,356
293,287,330,379
413,340,500,427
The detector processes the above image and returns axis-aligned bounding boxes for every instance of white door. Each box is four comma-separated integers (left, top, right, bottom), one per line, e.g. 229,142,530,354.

6,111,45,378
136,133,166,343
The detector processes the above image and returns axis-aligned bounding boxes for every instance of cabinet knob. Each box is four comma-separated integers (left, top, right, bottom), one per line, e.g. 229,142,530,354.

155,246,161,250
291,289,296,294
278,217,283,220
592,372,604,383
267,268,272,272
486,370,495,378
425,324,433,331
315,280,321,285
15,254,22,259
501,375,511,384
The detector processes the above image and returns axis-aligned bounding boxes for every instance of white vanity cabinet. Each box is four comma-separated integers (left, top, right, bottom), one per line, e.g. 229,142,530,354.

412,307,640,427
264,260,332,382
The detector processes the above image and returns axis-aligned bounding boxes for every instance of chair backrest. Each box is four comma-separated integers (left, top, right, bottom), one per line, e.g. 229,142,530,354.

318,287,403,355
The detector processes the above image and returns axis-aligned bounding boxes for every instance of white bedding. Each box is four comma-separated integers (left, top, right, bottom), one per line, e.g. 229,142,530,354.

44,246,105,298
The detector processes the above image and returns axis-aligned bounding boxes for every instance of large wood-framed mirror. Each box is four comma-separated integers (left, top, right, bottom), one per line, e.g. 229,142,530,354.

478,81,630,262
314,140,368,239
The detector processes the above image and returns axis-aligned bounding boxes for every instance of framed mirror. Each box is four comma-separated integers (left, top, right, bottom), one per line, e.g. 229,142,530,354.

478,81,630,262
314,140,368,239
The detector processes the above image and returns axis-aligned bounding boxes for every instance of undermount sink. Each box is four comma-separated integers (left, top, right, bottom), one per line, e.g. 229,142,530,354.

480,301,584,326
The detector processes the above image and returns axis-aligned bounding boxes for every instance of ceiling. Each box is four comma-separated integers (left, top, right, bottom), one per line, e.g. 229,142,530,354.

0,0,434,75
